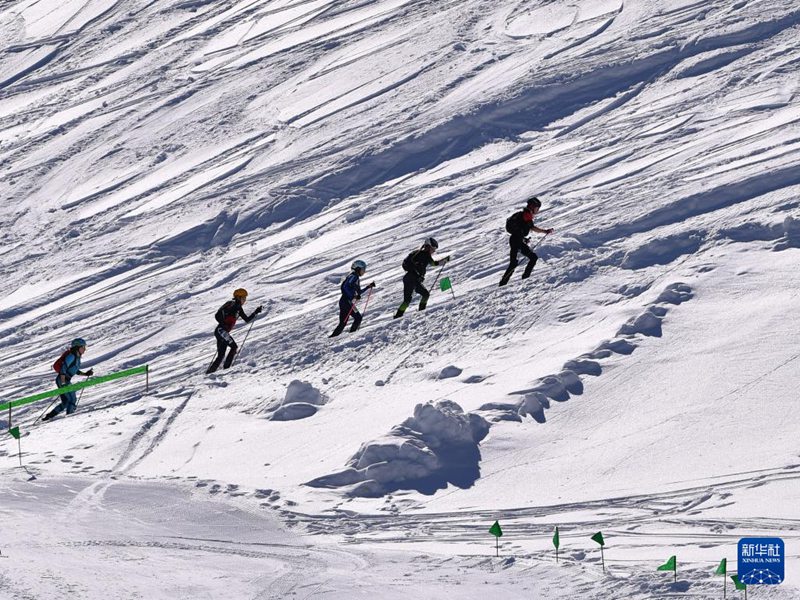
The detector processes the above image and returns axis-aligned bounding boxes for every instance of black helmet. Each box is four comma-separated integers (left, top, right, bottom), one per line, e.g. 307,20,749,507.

423,237,439,249
527,197,541,209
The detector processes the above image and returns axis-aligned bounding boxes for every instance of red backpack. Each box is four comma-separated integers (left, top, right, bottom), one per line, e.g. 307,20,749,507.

52,350,71,373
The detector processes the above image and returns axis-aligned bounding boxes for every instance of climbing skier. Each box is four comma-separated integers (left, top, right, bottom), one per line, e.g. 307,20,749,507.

499,197,554,286
207,288,262,374
394,238,450,318
330,260,376,337
42,338,93,421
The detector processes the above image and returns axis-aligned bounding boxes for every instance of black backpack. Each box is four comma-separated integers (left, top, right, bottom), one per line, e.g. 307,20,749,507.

505,211,525,235
402,250,419,272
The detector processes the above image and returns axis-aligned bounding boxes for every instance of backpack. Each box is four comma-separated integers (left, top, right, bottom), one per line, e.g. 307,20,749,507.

505,211,525,235
52,350,71,373
401,251,418,272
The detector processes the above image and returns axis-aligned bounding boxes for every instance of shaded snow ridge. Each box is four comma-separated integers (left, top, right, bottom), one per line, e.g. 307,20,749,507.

307,400,490,497
266,380,328,421
310,282,693,497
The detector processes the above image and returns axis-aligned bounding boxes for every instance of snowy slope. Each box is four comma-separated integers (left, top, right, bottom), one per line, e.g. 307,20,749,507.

2,0,800,597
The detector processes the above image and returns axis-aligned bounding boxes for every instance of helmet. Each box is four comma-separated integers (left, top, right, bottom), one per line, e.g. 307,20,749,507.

71,338,86,349
527,197,542,209
351,260,367,272
423,237,439,250
233,288,248,299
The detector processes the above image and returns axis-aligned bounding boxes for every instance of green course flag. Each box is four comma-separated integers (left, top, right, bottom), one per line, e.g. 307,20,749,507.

553,526,560,549
591,531,605,546
715,558,727,575
731,575,746,591
8,426,20,439
439,277,452,292
489,521,503,537
489,521,502,557
658,555,676,571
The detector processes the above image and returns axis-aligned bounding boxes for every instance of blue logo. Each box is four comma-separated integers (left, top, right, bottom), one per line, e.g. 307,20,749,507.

737,537,784,585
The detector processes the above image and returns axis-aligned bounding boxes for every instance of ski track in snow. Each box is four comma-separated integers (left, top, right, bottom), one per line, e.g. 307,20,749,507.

2,0,800,597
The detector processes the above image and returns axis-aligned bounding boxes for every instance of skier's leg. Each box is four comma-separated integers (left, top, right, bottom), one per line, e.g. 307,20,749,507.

394,274,415,318
521,244,539,279
44,381,70,420
417,282,431,311
349,309,363,332
499,238,520,286
207,329,228,373
65,391,78,415
223,339,239,369
330,300,351,337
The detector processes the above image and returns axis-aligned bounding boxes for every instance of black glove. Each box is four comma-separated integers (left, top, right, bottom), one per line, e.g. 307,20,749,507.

84,369,94,377
368,281,376,289
355,293,362,300
255,305,263,314
546,228,554,234
524,237,531,244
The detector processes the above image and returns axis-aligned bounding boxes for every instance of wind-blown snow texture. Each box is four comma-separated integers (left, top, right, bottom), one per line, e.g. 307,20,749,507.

2,0,800,597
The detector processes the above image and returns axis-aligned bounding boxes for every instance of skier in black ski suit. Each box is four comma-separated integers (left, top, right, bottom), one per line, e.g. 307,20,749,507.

499,197,553,286
207,288,262,373
330,260,376,337
394,238,450,318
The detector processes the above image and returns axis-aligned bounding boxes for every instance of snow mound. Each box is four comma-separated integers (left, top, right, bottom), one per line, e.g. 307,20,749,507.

306,400,489,497
267,380,327,421
437,365,463,379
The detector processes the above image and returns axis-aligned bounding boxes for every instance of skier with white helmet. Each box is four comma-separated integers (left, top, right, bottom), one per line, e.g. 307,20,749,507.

330,260,375,337
42,338,93,421
206,288,262,373
394,238,450,318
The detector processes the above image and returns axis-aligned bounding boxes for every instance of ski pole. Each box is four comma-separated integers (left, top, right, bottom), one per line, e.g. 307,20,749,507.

360,287,374,318
530,231,551,250
231,319,255,368
430,263,447,295
342,297,359,326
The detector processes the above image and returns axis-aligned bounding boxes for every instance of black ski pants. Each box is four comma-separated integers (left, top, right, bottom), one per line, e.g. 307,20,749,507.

403,272,430,309
208,326,238,373
501,235,538,283
331,297,362,337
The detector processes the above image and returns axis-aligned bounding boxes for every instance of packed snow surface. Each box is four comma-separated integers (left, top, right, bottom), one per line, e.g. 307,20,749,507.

2,0,800,597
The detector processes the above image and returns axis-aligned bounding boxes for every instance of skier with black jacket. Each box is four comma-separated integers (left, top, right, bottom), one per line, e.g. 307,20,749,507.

499,197,553,286
207,288,262,373
394,238,450,318
330,260,375,337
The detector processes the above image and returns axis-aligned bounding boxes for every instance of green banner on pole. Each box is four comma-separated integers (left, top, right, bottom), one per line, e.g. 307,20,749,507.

591,531,605,547
715,558,727,575
489,521,503,537
8,426,20,439
731,575,746,590
439,277,452,292
553,526,560,550
658,555,677,572
0,365,149,412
